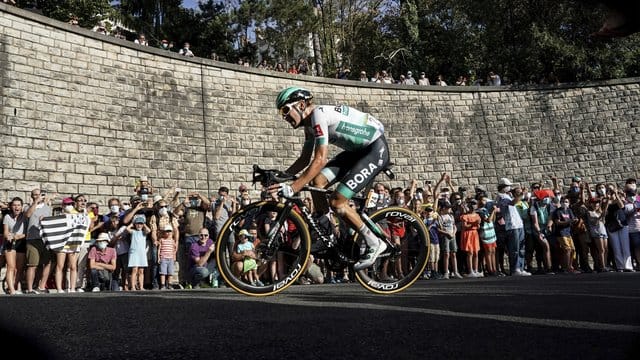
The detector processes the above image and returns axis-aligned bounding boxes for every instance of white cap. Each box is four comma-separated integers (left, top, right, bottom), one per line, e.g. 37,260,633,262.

96,233,110,242
407,71,412,75
153,195,163,203
140,175,148,182
498,178,513,186
163,224,173,232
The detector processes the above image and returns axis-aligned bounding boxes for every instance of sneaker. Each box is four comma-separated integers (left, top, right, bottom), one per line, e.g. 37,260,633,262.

75,288,85,293
25,290,40,295
453,272,463,279
475,271,484,278
353,241,387,271
442,272,450,279
512,269,532,276
91,287,100,292
255,280,264,287
36,288,48,293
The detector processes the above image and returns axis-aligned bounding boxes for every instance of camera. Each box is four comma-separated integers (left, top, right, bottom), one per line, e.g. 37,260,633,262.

140,187,149,195
458,186,467,193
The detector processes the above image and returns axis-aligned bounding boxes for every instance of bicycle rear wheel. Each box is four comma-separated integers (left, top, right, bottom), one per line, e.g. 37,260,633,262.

215,201,311,296
353,206,430,294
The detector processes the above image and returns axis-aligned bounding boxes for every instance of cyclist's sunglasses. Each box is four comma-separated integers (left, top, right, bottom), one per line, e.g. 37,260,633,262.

279,102,298,117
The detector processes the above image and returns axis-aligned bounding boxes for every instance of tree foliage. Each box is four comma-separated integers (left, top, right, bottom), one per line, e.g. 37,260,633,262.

15,0,640,84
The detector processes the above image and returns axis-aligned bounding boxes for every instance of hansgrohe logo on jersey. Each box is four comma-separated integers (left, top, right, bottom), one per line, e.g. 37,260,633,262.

336,122,375,140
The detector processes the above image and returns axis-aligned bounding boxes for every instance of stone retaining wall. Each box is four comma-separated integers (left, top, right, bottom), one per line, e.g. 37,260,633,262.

1,4,639,205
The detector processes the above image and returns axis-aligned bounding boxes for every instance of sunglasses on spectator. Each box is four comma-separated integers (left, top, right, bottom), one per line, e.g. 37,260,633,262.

199,233,209,237
122,202,130,205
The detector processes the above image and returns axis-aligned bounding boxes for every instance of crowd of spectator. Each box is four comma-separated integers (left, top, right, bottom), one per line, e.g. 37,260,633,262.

1,171,638,295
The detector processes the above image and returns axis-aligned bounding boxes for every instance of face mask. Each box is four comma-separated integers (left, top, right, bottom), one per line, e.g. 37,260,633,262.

396,198,404,205
455,199,462,205
503,186,511,193
110,205,120,214
542,198,551,206
597,188,605,196
561,202,570,209
64,205,74,213
570,186,580,193
242,199,251,206
122,204,131,211
158,207,168,216
629,184,637,192
96,241,108,250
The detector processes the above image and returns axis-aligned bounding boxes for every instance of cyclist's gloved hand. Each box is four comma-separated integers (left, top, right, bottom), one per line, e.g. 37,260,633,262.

278,183,295,198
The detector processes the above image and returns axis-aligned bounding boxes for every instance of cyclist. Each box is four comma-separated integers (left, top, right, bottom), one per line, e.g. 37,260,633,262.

270,86,391,271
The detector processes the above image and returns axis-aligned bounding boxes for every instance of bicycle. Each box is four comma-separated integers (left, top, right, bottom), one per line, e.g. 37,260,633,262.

215,164,430,296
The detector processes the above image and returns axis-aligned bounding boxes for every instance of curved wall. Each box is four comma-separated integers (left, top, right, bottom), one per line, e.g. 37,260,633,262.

1,4,639,205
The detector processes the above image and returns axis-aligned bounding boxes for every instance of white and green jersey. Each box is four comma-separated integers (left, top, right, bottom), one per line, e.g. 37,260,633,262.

304,105,385,151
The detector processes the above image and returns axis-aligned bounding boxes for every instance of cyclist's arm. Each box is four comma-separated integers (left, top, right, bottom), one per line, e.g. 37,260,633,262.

286,131,314,175
290,143,328,193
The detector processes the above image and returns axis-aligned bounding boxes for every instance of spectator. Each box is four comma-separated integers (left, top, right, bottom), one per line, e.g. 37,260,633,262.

178,42,194,57
134,34,148,46
126,215,150,290
604,183,634,271
188,227,217,288
74,194,97,292
274,62,285,72
257,59,269,69
297,58,309,75
159,39,170,50
359,70,368,82
135,175,154,202
149,198,179,290
488,71,502,86
95,22,107,35
496,178,531,276
88,232,117,292
586,197,609,272
418,72,430,85
102,197,123,225
625,178,640,270
175,192,210,286
552,197,578,273
336,67,350,79
436,74,447,86
52,197,81,293
380,70,393,84
287,64,299,74
158,224,179,290
460,199,482,277
235,229,262,286
213,186,236,281
423,205,441,279
437,200,461,279
513,188,535,272
106,213,129,290
68,15,79,26
404,71,417,85
477,197,498,276
529,192,555,274
398,74,406,84
210,52,220,61
3,197,27,295
24,188,52,294
455,75,468,86
112,27,126,40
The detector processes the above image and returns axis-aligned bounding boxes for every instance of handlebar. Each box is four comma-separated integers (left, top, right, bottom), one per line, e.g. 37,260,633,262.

252,165,296,187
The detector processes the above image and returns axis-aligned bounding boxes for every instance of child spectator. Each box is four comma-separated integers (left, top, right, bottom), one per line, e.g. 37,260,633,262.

477,204,498,276
423,205,441,279
552,198,578,273
460,199,482,277
236,229,262,286
126,215,150,290
436,200,462,279
158,224,178,290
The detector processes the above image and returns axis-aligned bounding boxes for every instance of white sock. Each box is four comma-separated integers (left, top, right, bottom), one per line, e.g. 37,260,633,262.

358,224,380,248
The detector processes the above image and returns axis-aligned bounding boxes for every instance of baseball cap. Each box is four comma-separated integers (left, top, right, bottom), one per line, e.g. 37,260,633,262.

498,178,513,186
163,224,173,232
130,195,141,203
238,229,252,238
62,197,74,205
572,176,582,182
134,215,146,224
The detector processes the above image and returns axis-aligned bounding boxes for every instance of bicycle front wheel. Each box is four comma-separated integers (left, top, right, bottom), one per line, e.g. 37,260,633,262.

215,201,312,296
353,206,430,294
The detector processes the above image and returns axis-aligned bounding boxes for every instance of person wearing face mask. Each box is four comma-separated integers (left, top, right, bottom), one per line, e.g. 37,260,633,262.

604,183,634,272
551,198,579,273
529,193,555,275
175,192,210,287
102,197,124,224
87,232,116,292
624,178,640,270
379,189,408,281
496,178,530,276
149,200,180,290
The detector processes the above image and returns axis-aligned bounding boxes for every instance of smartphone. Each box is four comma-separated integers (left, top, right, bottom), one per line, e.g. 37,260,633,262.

175,187,182,193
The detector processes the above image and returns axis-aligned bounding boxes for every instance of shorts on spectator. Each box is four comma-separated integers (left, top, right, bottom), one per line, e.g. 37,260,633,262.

159,258,175,275
429,243,440,263
558,236,575,251
441,236,457,253
26,239,51,266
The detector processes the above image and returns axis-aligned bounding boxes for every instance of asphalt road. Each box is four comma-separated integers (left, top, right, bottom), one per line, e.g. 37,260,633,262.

1,272,639,360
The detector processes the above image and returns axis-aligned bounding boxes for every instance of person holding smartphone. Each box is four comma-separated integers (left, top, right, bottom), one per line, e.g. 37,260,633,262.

23,188,53,294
